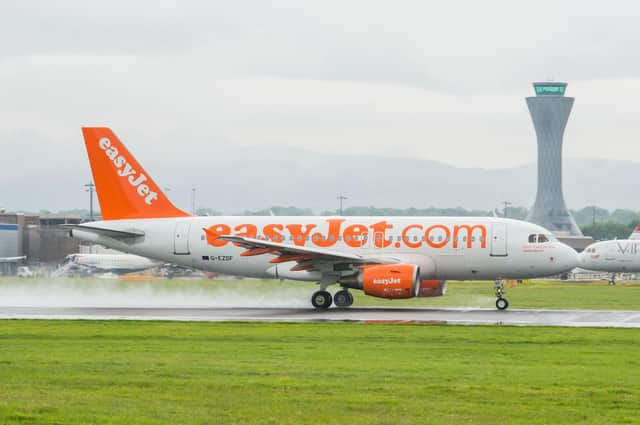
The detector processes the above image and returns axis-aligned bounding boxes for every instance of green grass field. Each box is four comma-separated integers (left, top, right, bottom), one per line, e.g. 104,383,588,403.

0,321,639,425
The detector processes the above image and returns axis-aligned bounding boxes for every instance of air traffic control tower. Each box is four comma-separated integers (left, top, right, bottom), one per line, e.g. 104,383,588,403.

525,82,583,237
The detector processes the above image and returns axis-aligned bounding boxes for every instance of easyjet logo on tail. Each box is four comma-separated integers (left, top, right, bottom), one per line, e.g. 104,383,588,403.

98,137,158,205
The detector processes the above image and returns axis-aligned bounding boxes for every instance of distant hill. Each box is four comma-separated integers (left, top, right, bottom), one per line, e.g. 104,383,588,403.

164,146,640,213
3,145,640,213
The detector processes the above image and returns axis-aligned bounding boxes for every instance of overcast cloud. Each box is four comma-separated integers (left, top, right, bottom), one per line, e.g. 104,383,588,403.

3,0,640,211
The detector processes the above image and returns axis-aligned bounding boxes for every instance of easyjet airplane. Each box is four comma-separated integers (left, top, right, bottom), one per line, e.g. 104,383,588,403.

69,128,579,310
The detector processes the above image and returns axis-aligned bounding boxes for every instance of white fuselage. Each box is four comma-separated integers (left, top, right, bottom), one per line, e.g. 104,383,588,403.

73,216,578,281
579,240,640,272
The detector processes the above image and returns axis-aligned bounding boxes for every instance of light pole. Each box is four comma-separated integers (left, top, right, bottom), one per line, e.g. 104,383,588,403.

502,201,511,218
191,188,196,215
337,194,347,216
84,181,95,221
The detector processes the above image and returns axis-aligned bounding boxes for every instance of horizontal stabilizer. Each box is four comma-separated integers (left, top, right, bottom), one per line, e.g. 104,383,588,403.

64,224,145,239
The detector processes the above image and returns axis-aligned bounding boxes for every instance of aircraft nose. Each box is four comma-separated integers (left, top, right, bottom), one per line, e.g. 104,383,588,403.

559,243,580,270
577,250,593,268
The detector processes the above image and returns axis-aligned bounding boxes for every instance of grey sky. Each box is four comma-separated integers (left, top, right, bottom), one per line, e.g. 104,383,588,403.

3,1,640,211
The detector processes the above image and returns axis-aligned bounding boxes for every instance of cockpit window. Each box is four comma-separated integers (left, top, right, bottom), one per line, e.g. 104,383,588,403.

528,234,551,244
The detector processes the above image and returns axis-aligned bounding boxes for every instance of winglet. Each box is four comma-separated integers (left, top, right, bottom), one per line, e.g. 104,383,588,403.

82,128,190,220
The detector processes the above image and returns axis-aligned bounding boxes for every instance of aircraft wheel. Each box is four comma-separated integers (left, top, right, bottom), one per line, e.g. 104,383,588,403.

496,297,509,310
334,290,354,308
311,290,332,309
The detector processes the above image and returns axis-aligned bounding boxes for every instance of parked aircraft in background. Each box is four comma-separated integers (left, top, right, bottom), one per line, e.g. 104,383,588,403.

69,128,579,310
60,253,161,275
579,226,640,283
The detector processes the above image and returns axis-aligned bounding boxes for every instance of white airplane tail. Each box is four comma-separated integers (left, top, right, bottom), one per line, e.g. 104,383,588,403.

629,225,640,240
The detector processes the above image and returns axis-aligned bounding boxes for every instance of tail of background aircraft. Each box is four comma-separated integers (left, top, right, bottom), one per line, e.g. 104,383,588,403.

82,127,190,220
629,225,640,240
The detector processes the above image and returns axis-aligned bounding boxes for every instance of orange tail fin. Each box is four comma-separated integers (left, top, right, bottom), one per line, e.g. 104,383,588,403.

82,127,190,220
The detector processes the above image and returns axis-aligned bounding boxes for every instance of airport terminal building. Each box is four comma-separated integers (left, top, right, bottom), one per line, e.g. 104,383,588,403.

0,212,82,273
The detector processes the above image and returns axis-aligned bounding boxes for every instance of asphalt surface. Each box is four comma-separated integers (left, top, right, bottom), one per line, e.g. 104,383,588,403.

1,306,640,327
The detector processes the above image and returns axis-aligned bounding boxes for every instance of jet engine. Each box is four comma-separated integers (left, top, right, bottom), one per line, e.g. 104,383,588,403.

339,264,447,299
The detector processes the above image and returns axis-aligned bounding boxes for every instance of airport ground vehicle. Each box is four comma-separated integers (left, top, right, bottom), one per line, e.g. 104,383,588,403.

16,266,33,278
70,128,579,309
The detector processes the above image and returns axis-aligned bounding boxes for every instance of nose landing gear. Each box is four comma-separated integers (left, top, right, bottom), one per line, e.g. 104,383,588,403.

496,297,509,310
494,279,509,310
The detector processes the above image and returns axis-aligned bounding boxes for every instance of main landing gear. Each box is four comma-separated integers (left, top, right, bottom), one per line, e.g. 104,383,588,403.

311,289,354,309
333,289,354,308
494,279,509,311
311,290,332,309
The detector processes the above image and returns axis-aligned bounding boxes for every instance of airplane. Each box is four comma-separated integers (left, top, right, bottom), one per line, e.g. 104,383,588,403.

59,253,161,275
68,127,579,310
579,226,640,284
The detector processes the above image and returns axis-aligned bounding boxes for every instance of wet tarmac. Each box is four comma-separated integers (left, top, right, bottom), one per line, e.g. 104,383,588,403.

1,306,639,327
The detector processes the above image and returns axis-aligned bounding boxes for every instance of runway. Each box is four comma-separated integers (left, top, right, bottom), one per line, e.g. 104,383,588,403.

1,306,640,327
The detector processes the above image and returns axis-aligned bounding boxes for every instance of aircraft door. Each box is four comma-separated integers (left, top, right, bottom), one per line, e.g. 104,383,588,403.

372,231,386,249
174,222,191,255
490,223,508,257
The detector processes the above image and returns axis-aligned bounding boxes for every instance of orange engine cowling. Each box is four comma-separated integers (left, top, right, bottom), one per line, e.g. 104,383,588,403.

417,280,447,297
359,264,420,299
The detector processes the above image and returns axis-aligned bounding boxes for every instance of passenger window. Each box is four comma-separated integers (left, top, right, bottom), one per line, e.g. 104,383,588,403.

528,234,537,243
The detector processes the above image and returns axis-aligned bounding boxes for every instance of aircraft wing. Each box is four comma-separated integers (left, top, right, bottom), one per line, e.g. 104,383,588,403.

214,233,394,273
